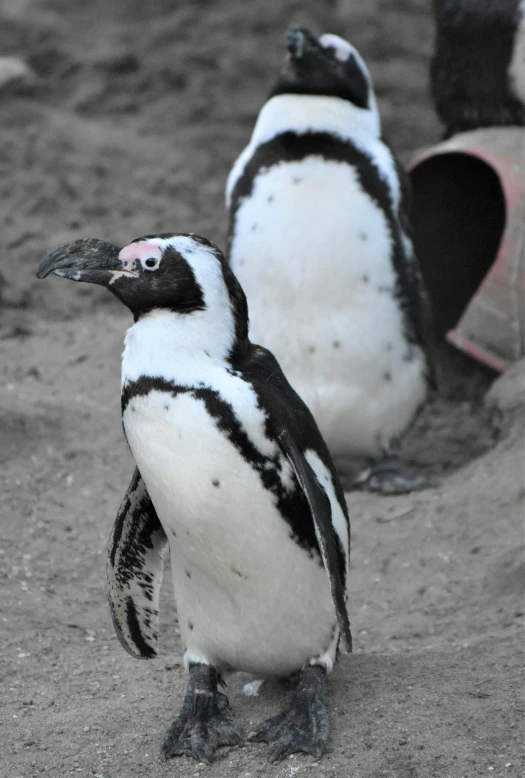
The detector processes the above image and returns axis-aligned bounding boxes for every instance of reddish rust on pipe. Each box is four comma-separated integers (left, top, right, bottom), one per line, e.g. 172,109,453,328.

409,127,525,372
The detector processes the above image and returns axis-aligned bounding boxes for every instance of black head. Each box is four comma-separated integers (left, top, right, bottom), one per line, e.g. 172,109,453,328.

37,233,250,357
270,25,375,111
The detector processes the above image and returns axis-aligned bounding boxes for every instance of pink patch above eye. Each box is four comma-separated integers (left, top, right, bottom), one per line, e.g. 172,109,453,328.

318,33,353,62
119,242,163,270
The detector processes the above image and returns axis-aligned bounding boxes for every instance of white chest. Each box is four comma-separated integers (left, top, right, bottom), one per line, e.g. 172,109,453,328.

229,157,427,457
122,387,285,544
230,157,395,309
122,386,336,676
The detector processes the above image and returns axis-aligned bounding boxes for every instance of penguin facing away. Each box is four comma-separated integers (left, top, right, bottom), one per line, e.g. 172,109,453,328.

37,233,352,763
227,26,436,494
430,0,525,139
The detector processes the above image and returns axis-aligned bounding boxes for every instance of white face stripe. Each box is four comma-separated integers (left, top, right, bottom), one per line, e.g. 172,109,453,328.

132,236,236,360
318,33,378,117
322,35,378,118
318,33,354,62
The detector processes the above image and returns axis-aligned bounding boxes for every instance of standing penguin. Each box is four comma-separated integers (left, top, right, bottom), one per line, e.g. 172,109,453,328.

430,0,525,138
37,233,352,763
227,26,435,494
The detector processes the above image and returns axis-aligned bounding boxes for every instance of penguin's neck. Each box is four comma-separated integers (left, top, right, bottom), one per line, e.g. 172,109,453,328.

121,308,237,389
252,93,381,145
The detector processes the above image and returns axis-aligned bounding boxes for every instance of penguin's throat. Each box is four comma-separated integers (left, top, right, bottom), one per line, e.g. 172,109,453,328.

122,309,237,385
252,93,380,146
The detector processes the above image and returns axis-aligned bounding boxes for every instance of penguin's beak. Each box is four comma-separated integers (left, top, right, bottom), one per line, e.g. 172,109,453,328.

36,238,126,286
286,25,317,61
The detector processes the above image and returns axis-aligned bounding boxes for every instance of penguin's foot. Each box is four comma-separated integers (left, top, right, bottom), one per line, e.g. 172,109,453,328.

354,457,438,495
161,663,242,764
249,665,328,762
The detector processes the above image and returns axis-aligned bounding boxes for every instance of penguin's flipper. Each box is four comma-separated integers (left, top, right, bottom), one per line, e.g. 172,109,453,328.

401,244,438,390
391,151,437,389
278,429,352,653
107,467,168,659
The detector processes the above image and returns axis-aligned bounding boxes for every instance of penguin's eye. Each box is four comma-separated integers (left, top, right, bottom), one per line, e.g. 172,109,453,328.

144,257,159,269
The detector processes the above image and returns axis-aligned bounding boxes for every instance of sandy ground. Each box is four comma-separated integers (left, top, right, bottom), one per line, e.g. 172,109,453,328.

1,1,524,776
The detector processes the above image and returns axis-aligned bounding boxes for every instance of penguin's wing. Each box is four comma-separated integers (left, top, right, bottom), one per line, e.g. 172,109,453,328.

391,149,437,388
243,345,352,651
278,428,352,653
107,468,168,659
404,251,437,389
400,233,438,389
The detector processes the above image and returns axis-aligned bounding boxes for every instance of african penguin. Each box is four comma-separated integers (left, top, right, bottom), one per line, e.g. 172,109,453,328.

226,26,436,494
431,0,525,138
37,233,352,763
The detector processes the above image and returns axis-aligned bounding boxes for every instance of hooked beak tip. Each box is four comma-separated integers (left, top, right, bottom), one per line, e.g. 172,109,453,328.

36,238,123,282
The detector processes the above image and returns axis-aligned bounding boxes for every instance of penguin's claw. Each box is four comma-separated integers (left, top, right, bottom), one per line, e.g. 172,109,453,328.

354,459,438,495
161,693,242,763
161,665,242,763
249,666,328,762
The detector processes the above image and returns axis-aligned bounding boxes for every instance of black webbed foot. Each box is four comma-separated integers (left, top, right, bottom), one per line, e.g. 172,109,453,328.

249,665,328,762
161,664,242,764
354,456,438,495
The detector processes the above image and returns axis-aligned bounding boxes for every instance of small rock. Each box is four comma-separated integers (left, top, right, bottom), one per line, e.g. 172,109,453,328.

486,358,525,438
0,57,34,93
242,679,264,697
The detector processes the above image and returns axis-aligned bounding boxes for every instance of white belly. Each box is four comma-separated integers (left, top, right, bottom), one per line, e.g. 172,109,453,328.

123,388,336,677
229,158,428,458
